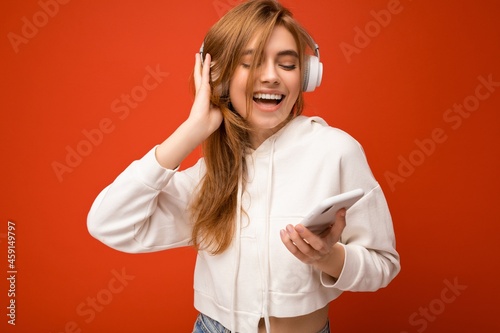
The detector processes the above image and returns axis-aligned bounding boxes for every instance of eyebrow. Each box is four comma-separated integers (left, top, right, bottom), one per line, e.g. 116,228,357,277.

276,50,299,58
241,49,299,58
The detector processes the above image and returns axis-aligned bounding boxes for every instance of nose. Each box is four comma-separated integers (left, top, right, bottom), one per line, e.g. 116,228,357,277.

258,60,280,85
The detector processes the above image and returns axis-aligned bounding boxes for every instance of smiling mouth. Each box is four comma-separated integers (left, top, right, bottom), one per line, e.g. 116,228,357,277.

253,93,284,106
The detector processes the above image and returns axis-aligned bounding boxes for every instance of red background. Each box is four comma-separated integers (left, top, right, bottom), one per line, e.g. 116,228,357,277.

1,0,499,332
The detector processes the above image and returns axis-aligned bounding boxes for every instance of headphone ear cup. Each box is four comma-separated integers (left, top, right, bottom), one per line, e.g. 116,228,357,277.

303,55,323,92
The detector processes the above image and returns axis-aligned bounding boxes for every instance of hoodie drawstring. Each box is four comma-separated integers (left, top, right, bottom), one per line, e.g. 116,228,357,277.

263,138,276,333
230,163,243,331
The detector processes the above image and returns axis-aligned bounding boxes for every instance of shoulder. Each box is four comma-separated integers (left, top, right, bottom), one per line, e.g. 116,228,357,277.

290,116,363,154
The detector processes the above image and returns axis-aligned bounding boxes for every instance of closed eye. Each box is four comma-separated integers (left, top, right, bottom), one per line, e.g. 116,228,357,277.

280,64,297,70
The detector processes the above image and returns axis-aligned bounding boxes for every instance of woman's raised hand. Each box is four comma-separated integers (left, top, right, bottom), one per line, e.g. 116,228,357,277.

154,53,223,170
188,53,223,140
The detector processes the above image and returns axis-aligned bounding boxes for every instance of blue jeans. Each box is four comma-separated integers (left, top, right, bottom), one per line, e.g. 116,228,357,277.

193,313,330,333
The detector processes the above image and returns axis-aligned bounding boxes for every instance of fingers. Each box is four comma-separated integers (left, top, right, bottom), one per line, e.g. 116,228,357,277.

280,225,324,263
280,208,347,264
201,53,211,83
331,208,346,238
296,225,330,256
193,53,211,92
193,53,201,90
280,227,311,263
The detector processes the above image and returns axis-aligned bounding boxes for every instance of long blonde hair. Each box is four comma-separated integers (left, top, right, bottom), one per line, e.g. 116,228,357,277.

190,0,317,254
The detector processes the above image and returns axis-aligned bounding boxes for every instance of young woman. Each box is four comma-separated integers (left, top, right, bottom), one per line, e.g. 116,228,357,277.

87,1,400,332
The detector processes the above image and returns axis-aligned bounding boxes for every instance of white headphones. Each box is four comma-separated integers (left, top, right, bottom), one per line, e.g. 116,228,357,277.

199,42,323,92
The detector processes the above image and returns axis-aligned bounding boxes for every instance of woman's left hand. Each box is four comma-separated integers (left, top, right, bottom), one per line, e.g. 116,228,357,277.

280,208,347,279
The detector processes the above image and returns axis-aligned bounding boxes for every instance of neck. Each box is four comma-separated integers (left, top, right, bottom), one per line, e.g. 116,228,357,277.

250,128,276,149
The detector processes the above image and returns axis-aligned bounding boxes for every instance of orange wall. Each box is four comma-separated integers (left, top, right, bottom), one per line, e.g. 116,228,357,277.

1,0,499,332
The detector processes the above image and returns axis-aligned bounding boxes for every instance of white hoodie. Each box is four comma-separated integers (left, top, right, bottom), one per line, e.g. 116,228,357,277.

87,116,400,332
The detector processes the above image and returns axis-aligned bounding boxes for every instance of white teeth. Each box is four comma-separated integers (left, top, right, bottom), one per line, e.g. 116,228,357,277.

253,93,283,100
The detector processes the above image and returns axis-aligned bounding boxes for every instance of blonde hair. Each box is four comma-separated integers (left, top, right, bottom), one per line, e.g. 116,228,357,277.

190,0,317,254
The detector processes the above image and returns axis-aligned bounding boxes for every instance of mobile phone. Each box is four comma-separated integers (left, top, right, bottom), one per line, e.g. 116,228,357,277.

300,189,364,235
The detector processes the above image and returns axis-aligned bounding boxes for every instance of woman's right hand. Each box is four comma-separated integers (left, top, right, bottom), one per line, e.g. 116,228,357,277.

187,53,223,141
154,53,223,170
